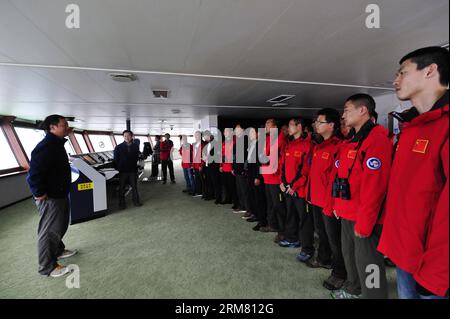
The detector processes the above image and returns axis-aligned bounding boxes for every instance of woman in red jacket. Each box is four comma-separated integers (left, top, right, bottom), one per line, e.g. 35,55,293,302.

279,118,314,261
307,108,347,291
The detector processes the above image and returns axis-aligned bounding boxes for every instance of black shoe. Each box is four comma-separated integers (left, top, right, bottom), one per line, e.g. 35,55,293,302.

323,275,345,291
252,224,262,231
305,258,332,270
231,205,239,210
133,202,143,207
162,181,167,184
246,217,258,223
182,189,189,193
171,180,176,184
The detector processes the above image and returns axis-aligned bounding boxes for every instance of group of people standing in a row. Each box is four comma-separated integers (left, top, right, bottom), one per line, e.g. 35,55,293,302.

177,46,449,299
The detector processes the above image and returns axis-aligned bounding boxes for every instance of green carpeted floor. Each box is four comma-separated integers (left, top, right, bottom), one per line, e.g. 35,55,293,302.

0,164,397,299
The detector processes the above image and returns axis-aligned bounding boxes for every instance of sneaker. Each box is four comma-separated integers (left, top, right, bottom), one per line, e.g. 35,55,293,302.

296,251,313,262
246,217,258,223
192,194,203,198
231,205,239,210
49,264,71,278
241,212,253,219
233,209,245,214
238,210,247,213
331,289,361,299
323,275,346,291
305,258,332,269
57,249,78,260
279,240,301,248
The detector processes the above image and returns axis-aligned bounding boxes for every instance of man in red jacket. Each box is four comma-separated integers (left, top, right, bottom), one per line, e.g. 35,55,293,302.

160,133,175,184
378,47,449,299
329,94,392,299
191,131,205,197
307,108,347,291
179,135,194,195
260,118,287,242
279,118,314,259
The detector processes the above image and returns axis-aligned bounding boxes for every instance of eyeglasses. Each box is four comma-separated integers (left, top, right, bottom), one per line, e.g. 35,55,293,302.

314,120,330,125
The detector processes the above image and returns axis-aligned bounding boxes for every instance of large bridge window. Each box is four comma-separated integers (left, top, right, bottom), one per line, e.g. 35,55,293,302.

114,134,124,145
74,133,89,154
0,128,20,171
14,127,46,161
89,134,114,152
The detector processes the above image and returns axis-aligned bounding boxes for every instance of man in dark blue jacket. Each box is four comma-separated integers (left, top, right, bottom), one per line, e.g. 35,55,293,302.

27,114,77,278
114,130,142,209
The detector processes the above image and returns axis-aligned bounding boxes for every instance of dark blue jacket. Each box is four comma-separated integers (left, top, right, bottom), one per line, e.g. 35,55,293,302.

26,133,71,198
114,142,140,173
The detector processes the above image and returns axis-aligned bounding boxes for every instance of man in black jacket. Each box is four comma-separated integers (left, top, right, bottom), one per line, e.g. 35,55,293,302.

232,124,251,213
245,127,267,230
26,114,77,278
114,130,142,209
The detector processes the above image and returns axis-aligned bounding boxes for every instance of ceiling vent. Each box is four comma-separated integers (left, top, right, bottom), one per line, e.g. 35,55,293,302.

109,73,138,82
267,94,295,104
152,89,170,99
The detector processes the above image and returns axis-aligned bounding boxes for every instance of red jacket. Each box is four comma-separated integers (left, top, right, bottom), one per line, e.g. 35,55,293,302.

159,140,173,161
221,139,234,173
179,144,192,169
328,123,393,237
280,136,313,199
191,141,204,171
261,131,286,185
378,98,449,297
307,136,341,211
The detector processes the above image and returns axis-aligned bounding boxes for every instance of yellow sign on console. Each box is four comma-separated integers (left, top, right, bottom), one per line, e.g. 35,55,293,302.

78,182,94,191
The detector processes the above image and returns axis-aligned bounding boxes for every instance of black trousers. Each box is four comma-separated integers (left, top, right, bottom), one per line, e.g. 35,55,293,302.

247,178,267,226
235,174,251,211
222,171,239,206
161,160,175,182
312,204,332,264
151,162,159,177
206,164,222,202
35,197,70,275
284,196,315,255
119,171,140,204
322,212,347,280
193,169,203,195
341,220,388,298
264,184,285,231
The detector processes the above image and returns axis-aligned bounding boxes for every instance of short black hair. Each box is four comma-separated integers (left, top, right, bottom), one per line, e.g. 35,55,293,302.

122,130,133,136
266,118,278,127
346,93,376,117
317,108,341,134
165,133,171,138
40,114,65,132
400,46,449,87
155,135,161,140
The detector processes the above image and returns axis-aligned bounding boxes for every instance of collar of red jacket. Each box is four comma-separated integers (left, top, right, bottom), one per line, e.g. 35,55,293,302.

406,91,449,127
403,90,449,126
315,135,340,148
